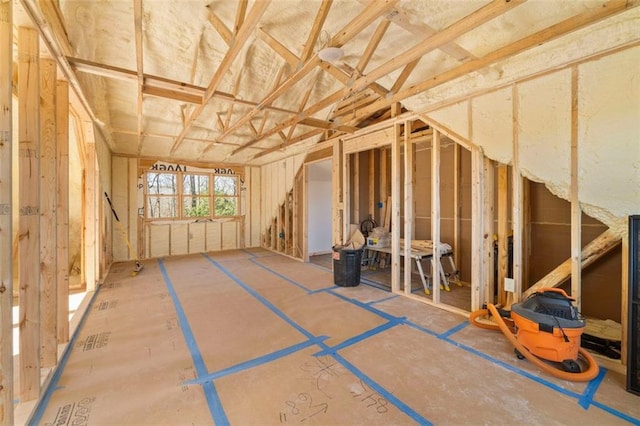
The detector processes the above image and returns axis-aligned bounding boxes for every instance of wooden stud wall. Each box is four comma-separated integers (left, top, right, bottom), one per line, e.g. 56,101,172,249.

0,1,13,422
56,80,69,345
39,58,57,368
18,26,41,402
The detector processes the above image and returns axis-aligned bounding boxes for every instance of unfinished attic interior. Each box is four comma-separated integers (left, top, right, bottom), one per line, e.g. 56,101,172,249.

2,0,640,423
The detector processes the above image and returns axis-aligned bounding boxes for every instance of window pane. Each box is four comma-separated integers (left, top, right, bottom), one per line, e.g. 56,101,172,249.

147,173,177,195
214,197,237,216
214,176,237,196
183,174,209,196
183,196,210,217
146,196,177,218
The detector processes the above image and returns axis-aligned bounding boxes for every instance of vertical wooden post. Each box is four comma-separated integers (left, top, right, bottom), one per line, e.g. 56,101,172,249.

570,67,581,308
483,158,495,305
512,84,524,303
621,219,628,366
18,26,41,402
431,129,441,303
470,147,485,311
390,104,401,293
342,150,351,242
453,143,461,270
368,150,375,220
497,164,509,305
39,58,57,367
379,148,387,227
83,123,97,291
403,120,414,296
56,80,69,344
353,153,359,223
0,1,14,422
332,139,342,245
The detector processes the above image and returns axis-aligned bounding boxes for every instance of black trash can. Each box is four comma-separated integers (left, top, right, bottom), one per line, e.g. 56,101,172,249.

332,245,364,287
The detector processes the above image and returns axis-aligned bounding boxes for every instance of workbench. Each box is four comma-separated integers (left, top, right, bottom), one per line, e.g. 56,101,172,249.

364,240,460,295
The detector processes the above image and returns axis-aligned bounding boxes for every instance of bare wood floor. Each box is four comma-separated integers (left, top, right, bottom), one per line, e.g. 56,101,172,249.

30,249,639,425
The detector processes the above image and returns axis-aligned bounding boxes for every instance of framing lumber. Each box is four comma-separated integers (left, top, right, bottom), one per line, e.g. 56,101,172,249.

570,66,581,308
368,150,375,219
379,149,387,227
18,26,41,402
241,0,519,153
56,80,69,344
497,164,508,305
355,19,390,77
621,219,628,366
430,129,441,303
470,147,484,312
233,0,248,34
221,0,399,150
390,104,401,293
511,84,524,305
39,58,58,368
37,0,73,56
349,0,635,124
207,10,232,45
83,123,97,291
522,228,622,299
133,0,144,155
300,0,332,64
170,0,271,154
332,139,343,245
453,143,461,275
483,158,495,305
403,122,413,295
0,1,13,422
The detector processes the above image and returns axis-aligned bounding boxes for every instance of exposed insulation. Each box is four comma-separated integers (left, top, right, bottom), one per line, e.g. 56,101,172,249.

471,87,513,164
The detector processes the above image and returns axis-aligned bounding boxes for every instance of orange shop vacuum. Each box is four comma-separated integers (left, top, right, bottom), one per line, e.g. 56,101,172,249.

473,288,599,381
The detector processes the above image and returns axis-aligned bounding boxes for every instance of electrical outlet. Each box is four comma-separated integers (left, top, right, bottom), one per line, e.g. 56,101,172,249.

504,277,515,292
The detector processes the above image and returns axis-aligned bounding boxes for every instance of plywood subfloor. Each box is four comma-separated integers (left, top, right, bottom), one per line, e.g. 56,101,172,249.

30,249,639,425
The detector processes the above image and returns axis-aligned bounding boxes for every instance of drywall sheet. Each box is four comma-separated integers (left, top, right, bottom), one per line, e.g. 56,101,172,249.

426,100,470,140
517,69,572,197
578,46,640,219
471,87,513,164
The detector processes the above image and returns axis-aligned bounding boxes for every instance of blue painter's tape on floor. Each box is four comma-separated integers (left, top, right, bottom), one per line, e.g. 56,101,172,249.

314,318,404,356
249,256,312,292
578,367,607,409
158,258,229,426
203,253,315,340
28,288,101,426
330,351,433,425
187,336,328,384
437,321,469,339
202,252,434,425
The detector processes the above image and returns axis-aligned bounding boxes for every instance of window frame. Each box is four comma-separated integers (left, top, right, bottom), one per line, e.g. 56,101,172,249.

144,170,241,221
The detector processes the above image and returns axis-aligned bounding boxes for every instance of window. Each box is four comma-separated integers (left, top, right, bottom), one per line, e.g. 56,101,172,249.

214,176,238,216
146,173,177,218
144,170,240,220
183,174,210,217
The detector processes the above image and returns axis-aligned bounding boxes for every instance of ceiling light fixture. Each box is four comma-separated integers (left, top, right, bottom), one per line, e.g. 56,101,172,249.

318,46,344,62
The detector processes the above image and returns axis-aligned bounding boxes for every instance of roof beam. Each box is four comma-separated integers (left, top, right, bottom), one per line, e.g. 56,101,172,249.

219,0,399,145
207,10,232,45
351,0,636,122
237,0,525,152
170,0,271,154
300,0,333,63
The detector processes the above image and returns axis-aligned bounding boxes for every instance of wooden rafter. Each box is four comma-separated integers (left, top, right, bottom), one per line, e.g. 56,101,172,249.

207,10,232,45
355,19,390,76
234,0,524,154
300,0,333,64
234,0,248,34
348,0,635,124
218,0,399,144
170,0,271,154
